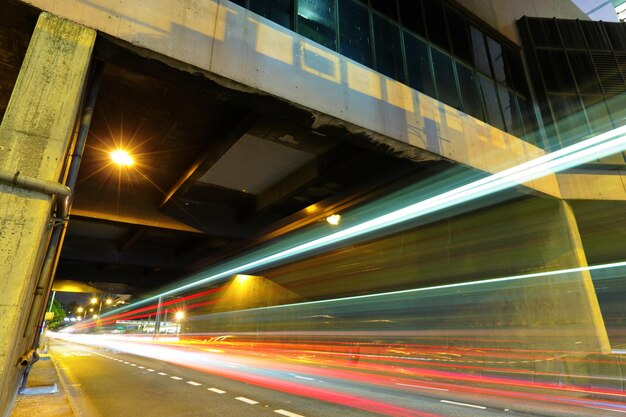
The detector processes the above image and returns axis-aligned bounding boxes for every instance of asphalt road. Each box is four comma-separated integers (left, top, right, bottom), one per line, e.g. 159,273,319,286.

50,338,622,417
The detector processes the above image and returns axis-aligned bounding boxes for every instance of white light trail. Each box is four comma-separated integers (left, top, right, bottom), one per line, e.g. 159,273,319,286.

96,125,626,318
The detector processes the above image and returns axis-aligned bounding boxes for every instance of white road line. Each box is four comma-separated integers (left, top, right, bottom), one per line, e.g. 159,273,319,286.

129,364,137,367
592,407,626,414
186,381,202,386
294,375,315,381
137,366,145,369
440,400,486,410
235,397,258,405
396,383,449,391
146,369,155,372
123,361,130,364
170,376,183,380
275,410,305,417
208,388,226,394
157,372,167,376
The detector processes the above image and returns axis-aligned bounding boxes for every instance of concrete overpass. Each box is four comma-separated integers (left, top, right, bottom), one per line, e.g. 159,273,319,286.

1,0,626,415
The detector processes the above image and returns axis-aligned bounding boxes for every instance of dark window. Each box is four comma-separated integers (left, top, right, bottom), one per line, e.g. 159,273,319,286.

423,0,450,52
518,96,540,146
297,0,337,50
606,93,626,126
471,26,491,76
549,94,590,142
404,31,435,96
456,62,483,120
479,75,505,130
446,7,472,64
398,0,425,37
536,50,576,93
373,13,405,82
605,23,626,51
503,47,528,97
567,51,601,94
338,0,373,67
582,95,613,133
498,85,524,137
557,20,586,49
581,21,611,50
487,36,509,86
371,0,398,20
431,48,460,109
527,18,560,48
250,0,294,29
230,0,247,6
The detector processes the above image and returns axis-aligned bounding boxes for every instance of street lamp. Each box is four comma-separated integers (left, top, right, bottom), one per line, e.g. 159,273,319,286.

326,214,341,226
175,311,184,336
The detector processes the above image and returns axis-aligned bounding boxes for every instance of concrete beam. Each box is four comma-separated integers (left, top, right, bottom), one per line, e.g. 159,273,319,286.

0,12,95,416
558,172,626,201
18,0,561,199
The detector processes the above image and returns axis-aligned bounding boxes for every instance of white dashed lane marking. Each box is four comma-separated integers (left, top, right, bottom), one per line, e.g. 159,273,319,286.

96,350,308,417
440,400,487,410
235,397,258,405
396,383,449,391
275,410,305,417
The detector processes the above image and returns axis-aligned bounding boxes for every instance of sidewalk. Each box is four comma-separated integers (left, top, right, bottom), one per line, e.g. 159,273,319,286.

10,354,76,417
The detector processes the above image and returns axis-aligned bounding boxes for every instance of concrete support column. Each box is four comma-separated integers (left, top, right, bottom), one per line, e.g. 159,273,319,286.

0,12,95,416
550,200,611,353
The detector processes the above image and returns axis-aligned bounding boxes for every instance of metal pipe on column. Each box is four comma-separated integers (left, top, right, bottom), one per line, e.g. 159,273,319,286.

19,60,104,391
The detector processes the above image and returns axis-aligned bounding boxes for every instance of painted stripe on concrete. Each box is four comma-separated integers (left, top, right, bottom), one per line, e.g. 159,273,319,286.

275,410,305,417
170,376,183,380
236,397,258,405
208,388,226,394
396,383,449,391
186,381,202,386
157,372,167,376
440,400,486,410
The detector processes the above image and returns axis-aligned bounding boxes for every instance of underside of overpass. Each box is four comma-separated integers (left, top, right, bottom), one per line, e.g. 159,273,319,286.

2,0,625,298
2,1,455,295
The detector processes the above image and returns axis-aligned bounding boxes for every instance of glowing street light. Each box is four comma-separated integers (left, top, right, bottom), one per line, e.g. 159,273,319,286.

105,298,113,305
326,214,341,226
235,274,252,284
90,297,98,304
76,307,84,313
110,149,134,166
175,311,185,321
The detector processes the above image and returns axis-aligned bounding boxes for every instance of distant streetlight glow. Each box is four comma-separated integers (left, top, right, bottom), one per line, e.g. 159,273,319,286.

105,298,113,305
326,214,341,226
175,311,185,321
76,307,84,313
90,297,98,304
235,274,252,284
110,149,134,166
